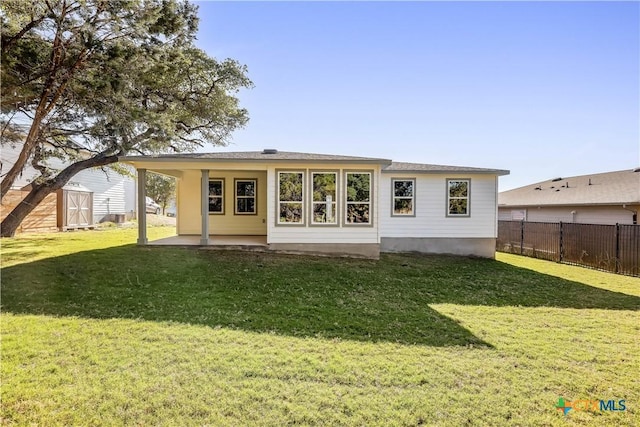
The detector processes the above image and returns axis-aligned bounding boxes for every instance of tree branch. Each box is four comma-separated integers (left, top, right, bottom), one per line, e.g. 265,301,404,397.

1,15,47,54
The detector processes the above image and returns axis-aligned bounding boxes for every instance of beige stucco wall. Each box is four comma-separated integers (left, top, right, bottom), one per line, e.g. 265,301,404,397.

380,237,497,258
177,170,268,235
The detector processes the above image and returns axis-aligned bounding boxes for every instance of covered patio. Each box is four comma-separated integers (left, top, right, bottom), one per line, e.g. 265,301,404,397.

147,234,268,248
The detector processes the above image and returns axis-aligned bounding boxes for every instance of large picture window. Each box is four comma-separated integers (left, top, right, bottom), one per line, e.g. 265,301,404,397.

312,172,337,225
345,172,371,224
208,179,224,214
278,171,304,224
392,179,415,216
235,179,257,215
447,179,470,216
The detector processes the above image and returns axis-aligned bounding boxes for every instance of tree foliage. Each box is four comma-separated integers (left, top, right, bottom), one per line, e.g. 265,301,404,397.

346,173,370,202
312,172,336,202
146,173,175,214
0,0,252,236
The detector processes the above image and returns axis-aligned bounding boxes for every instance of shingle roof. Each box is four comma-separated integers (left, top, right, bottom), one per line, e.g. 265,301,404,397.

499,169,640,207
383,161,509,175
119,151,392,164
119,151,509,176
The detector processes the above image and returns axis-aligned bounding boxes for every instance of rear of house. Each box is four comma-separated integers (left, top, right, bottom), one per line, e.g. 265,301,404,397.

380,162,505,258
120,150,508,258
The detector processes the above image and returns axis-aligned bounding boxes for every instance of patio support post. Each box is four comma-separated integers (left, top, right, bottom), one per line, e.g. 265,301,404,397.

137,168,148,245
200,169,210,245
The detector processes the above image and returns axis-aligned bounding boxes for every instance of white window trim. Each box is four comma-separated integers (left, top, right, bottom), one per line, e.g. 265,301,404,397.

277,170,305,225
310,171,338,226
344,171,373,226
391,178,416,217
446,178,471,217
234,179,257,215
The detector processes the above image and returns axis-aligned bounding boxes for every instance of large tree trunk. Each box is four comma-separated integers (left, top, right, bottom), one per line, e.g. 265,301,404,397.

1,154,119,237
1,125,44,200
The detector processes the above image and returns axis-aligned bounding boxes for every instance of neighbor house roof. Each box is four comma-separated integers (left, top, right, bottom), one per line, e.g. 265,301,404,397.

383,162,509,175
499,169,640,207
119,150,392,164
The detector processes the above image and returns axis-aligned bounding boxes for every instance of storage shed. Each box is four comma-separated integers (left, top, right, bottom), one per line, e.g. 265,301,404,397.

57,183,94,230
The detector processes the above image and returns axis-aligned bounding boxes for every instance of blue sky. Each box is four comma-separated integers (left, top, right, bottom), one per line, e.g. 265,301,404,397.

194,1,639,190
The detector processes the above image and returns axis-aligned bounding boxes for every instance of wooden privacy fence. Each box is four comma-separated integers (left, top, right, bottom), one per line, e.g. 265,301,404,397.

0,189,58,234
497,220,639,277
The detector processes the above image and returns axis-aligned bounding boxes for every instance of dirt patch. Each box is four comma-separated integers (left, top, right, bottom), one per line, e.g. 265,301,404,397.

112,214,176,229
146,214,176,227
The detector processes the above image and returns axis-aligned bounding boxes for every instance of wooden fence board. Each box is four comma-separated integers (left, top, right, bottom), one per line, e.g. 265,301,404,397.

0,190,58,234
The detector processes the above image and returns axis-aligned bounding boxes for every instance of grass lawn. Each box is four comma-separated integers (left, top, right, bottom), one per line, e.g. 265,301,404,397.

2,227,639,426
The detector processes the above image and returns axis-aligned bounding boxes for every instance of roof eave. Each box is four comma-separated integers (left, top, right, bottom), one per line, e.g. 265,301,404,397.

118,155,392,165
498,202,640,207
382,169,510,176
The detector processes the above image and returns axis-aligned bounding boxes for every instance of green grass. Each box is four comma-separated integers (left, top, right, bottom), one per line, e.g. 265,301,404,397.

2,228,639,426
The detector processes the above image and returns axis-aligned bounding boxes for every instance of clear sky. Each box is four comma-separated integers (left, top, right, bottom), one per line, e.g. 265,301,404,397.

193,1,639,190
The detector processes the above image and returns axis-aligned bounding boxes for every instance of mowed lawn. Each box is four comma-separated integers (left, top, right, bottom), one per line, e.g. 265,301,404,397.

2,227,639,426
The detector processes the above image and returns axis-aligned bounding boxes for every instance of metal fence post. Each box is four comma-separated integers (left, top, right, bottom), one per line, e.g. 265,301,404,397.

615,223,620,274
559,221,564,263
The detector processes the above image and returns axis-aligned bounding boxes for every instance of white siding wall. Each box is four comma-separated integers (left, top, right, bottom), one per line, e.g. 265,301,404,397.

72,167,132,223
499,206,637,225
380,173,498,238
498,208,526,221
266,163,381,244
124,176,136,218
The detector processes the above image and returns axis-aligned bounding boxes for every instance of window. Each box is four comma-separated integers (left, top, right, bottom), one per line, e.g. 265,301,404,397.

447,179,470,216
278,172,304,224
392,179,415,216
235,179,256,215
208,179,224,214
312,172,337,225
345,172,371,224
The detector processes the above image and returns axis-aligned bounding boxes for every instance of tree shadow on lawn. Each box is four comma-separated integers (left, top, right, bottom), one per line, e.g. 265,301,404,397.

2,247,639,347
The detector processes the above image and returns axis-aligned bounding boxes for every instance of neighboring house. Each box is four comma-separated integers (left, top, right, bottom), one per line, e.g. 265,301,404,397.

1,144,136,230
120,150,508,258
498,169,640,225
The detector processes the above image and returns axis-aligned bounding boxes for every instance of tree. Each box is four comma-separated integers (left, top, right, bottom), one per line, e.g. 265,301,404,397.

146,172,175,214
0,0,252,237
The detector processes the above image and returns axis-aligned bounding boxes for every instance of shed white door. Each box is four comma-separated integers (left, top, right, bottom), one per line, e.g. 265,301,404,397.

66,191,92,226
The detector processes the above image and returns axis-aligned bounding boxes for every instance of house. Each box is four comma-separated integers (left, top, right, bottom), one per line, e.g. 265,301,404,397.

120,150,508,258
498,169,640,225
1,144,136,232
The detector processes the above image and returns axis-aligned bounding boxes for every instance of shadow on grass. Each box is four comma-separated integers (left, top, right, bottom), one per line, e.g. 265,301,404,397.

2,247,639,347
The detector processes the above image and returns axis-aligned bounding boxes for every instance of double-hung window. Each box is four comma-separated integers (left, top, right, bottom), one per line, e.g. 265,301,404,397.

447,179,470,216
278,171,304,224
311,172,337,225
208,179,224,214
345,172,371,224
392,179,415,216
235,179,257,215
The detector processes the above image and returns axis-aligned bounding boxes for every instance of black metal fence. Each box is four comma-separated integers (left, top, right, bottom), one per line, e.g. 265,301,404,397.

497,221,640,277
